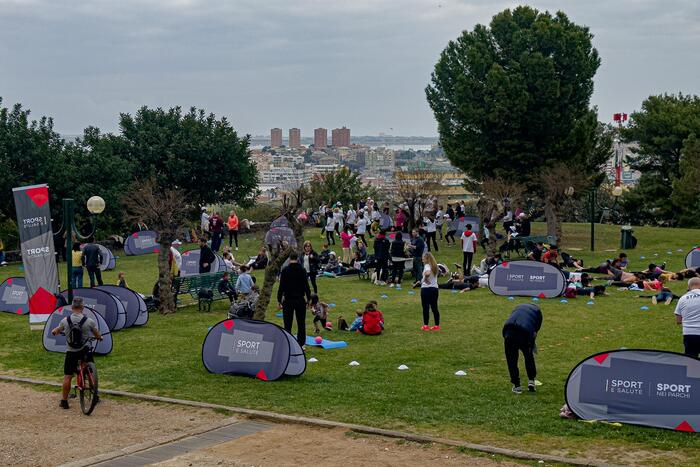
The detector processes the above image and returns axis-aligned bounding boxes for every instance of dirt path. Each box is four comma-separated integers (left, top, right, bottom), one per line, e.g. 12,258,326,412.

155,425,517,467
0,382,227,466
2,381,516,466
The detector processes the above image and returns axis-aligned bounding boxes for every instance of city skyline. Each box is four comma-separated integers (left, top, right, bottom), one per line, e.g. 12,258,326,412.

1,1,698,137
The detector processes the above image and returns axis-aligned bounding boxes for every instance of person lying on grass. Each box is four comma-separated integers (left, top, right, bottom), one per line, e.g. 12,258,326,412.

438,272,479,292
638,287,680,305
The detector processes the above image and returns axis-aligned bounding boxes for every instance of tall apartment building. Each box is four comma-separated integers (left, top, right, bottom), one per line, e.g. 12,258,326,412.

288,128,301,148
331,126,350,147
314,128,327,148
270,128,283,147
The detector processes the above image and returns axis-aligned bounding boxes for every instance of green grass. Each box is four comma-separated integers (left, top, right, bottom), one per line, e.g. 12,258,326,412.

1,223,699,464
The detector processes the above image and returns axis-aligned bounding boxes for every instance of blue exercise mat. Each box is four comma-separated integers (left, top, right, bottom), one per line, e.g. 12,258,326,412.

304,336,348,349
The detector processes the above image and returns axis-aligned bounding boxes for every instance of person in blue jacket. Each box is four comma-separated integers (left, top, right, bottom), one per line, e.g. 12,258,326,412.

502,303,542,394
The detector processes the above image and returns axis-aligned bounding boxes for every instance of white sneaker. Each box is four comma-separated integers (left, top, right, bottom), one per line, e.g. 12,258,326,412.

235,247,238,251
0,261,7,266
389,283,394,288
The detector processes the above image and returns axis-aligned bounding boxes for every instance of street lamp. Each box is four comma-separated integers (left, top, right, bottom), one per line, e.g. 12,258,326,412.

61,196,105,302
589,186,622,251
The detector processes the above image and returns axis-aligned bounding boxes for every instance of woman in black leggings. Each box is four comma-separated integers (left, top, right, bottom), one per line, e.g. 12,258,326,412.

420,252,440,331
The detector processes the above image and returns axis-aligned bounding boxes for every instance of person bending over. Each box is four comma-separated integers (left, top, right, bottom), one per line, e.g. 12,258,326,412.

502,303,542,394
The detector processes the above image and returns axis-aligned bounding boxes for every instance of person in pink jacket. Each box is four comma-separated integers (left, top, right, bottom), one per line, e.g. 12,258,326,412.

340,225,355,264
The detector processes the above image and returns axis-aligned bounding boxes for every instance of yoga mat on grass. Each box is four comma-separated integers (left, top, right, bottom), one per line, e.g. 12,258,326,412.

304,336,348,349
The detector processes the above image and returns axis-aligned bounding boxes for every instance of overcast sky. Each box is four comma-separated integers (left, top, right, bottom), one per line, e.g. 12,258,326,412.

1,0,698,137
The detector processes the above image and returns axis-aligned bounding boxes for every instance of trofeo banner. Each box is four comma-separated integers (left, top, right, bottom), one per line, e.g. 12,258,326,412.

12,184,59,325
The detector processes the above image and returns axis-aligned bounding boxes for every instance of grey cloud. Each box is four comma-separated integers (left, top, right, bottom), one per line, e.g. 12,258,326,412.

0,0,698,136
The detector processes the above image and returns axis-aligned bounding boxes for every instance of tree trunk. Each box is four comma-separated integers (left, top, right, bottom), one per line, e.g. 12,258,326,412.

253,247,291,321
252,213,306,321
157,240,175,314
544,198,563,246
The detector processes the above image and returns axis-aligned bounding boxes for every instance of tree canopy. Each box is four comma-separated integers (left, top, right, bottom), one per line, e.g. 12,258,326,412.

308,167,377,208
426,6,606,240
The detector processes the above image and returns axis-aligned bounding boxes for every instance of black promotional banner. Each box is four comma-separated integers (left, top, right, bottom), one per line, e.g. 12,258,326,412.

42,305,113,355
124,230,159,256
685,248,700,269
0,277,29,315
202,318,305,381
488,260,566,298
12,184,59,325
566,349,700,432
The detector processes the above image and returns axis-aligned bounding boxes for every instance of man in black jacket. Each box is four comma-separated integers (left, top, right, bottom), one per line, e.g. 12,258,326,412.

372,230,390,285
278,252,311,348
199,238,216,274
82,241,103,287
502,303,543,394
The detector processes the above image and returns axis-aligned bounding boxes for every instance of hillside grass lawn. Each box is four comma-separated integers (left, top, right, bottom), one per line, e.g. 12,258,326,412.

1,222,699,464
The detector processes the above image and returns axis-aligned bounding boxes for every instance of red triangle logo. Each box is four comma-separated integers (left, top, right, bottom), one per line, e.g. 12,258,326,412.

676,421,695,432
538,293,546,299
153,248,160,253
6,278,12,285
25,186,49,207
132,232,139,237
28,287,57,314
16,308,23,315
256,369,268,381
593,353,609,364
222,319,234,331
502,261,509,267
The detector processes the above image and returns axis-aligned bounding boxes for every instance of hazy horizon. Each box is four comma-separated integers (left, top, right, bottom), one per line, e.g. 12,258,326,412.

1,0,698,137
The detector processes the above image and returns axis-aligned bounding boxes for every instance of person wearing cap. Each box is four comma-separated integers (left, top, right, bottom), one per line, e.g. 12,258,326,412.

51,298,103,409
169,240,183,277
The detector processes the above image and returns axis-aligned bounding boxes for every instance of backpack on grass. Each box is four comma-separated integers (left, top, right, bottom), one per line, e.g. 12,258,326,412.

66,316,87,348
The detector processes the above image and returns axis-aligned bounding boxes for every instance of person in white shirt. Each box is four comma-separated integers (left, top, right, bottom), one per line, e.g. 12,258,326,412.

333,207,344,235
420,252,440,331
435,206,445,239
674,277,700,357
423,216,438,252
325,212,336,245
346,207,356,231
200,208,210,235
460,223,478,274
170,240,183,276
355,213,368,244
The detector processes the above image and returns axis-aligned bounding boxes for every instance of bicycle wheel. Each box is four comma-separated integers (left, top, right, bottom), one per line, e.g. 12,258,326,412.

79,363,99,415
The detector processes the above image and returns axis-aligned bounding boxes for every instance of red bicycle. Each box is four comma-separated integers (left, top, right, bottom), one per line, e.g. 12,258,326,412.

72,337,99,415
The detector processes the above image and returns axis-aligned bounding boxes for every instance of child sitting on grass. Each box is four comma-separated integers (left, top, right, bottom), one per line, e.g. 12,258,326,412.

309,294,329,334
360,301,384,335
117,271,128,288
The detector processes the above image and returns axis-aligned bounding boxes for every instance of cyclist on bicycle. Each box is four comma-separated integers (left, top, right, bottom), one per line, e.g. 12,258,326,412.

51,297,102,409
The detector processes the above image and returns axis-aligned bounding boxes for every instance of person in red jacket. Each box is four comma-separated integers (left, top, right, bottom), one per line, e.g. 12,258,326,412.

360,301,384,335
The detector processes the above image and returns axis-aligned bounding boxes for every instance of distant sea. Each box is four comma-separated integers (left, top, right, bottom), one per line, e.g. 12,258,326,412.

251,144,434,151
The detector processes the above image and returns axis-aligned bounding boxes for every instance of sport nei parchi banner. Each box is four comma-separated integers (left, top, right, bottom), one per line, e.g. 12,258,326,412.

12,184,59,325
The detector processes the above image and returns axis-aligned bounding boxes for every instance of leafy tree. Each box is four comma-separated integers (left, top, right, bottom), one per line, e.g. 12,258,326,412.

671,134,700,227
0,98,68,220
104,106,259,209
622,94,700,224
426,6,605,240
308,167,377,208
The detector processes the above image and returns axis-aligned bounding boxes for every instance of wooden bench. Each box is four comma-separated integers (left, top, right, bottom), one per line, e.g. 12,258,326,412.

172,271,235,312
514,235,557,256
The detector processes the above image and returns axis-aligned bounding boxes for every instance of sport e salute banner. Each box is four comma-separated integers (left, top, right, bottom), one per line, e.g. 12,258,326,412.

12,184,59,325
202,318,305,381
488,260,566,298
565,349,700,432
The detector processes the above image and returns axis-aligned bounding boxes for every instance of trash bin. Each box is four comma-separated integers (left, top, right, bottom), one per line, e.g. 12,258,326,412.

620,225,635,249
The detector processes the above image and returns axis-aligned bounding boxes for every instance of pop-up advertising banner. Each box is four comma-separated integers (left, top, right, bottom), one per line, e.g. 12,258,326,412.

179,249,223,277
12,184,59,325
264,216,297,249
455,216,480,235
42,305,113,355
488,260,566,298
685,248,700,269
97,285,147,328
60,288,126,331
124,230,159,256
202,318,305,381
565,349,700,432
97,244,116,271
0,277,29,315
